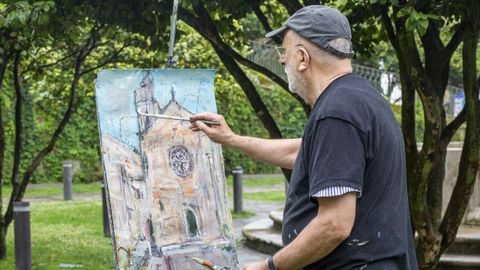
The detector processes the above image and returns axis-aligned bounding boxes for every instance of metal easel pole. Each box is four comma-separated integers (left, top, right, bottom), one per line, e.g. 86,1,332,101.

167,0,180,68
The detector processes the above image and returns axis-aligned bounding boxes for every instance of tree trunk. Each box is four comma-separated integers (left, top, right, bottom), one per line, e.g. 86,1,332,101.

180,3,310,114
211,43,296,178
12,51,24,189
439,12,480,254
382,9,447,268
0,48,11,259
212,47,283,139
179,2,296,178
3,48,83,227
379,4,480,268
0,224,5,260
2,35,98,230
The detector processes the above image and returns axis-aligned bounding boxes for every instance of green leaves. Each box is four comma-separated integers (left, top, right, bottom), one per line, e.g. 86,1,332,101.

0,0,56,52
37,13,49,25
397,6,412,18
397,7,440,37
406,10,428,36
34,1,55,13
33,1,55,25
369,0,441,37
14,1,31,10
2,0,55,28
2,1,51,32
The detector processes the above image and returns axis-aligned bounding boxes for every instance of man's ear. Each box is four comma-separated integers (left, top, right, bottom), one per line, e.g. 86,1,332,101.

297,47,310,72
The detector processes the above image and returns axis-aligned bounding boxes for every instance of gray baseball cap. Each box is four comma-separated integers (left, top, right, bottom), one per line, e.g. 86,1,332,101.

266,5,354,58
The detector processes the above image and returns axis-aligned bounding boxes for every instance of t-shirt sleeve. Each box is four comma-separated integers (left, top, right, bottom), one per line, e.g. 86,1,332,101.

306,117,366,204
312,185,362,198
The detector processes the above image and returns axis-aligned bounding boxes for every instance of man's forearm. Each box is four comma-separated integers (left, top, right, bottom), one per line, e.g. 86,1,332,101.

272,216,347,270
273,194,356,270
227,136,301,169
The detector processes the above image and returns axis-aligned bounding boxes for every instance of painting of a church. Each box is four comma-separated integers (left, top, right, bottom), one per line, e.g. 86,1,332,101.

96,70,238,270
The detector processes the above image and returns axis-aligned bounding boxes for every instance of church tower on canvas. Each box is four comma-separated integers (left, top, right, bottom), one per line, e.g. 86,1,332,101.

133,71,234,265
98,69,238,270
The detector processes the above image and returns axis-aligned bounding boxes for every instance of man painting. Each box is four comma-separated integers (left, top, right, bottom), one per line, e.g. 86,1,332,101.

191,5,417,270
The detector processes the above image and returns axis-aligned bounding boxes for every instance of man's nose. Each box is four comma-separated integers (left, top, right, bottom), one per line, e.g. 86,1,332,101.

279,56,285,65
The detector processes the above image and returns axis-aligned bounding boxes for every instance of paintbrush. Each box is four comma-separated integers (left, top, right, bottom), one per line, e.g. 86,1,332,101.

136,111,221,126
192,257,228,270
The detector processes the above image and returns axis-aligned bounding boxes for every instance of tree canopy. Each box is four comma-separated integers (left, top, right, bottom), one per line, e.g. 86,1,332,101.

0,1,478,268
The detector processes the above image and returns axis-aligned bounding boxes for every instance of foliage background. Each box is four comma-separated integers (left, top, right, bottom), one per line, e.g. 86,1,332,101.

0,7,471,185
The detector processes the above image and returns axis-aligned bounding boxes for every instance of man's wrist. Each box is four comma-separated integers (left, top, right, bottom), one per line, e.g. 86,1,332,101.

267,256,278,270
226,133,241,148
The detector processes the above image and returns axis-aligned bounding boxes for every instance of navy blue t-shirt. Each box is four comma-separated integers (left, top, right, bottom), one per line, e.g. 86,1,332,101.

283,73,418,269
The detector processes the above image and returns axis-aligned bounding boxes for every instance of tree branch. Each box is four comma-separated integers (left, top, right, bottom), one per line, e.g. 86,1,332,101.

440,22,466,61
380,6,400,53
420,21,465,95
440,16,480,253
23,48,79,73
420,19,444,54
441,107,466,144
0,48,11,222
249,0,272,32
181,4,310,113
303,0,321,5
210,38,293,178
0,50,10,92
11,51,24,189
276,0,302,15
212,44,283,139
248,0,282,44
4,31,96,227
80,43,127,76
80,35,98,62
182,2,284,138
380,7,418,156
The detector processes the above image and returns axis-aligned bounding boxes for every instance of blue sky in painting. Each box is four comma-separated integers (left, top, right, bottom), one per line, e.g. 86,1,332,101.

95,69,217,151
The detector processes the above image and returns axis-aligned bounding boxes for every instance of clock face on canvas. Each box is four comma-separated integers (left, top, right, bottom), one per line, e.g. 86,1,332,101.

168,145,194,177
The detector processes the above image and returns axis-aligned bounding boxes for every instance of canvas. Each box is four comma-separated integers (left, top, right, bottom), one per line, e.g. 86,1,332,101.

95,69,238,270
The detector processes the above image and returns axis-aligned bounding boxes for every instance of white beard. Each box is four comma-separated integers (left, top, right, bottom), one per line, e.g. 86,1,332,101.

285,62,307,101
284,63,297,93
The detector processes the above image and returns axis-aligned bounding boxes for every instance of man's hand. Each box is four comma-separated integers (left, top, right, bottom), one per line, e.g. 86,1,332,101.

191,112,300,169
241,259,269,270
190,112,237,146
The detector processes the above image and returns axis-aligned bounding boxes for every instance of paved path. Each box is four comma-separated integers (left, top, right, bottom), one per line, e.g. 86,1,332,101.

231,199,283,265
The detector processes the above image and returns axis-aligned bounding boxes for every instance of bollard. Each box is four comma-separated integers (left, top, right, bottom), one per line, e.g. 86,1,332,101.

14,201,31,270
101,184,111,237
232,166,243,213
63,163,73,200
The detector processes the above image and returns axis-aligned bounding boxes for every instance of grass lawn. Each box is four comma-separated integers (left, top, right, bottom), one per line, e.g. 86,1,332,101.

2,182,103,198
0,176,285,268
0,201,114,270
230,210,256,219
0,203,256,269
226,176,287,203
243,191,286,203
1,176,285,199
225,176,285,187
